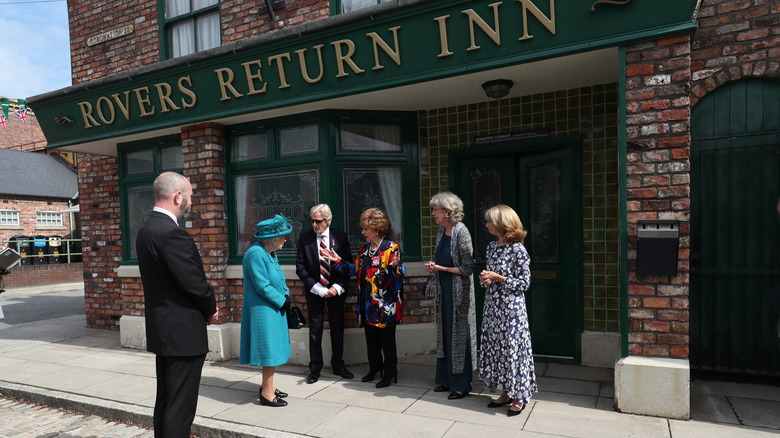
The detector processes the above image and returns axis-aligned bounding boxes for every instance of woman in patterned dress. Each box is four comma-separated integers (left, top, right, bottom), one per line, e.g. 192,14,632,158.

478,204,537,417
322,208,406,388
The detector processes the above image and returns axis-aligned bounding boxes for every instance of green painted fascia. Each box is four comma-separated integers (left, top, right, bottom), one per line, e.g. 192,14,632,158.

30,0,698,150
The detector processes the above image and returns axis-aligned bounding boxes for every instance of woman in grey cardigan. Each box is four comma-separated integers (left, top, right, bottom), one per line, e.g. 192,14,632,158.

424,192,477,400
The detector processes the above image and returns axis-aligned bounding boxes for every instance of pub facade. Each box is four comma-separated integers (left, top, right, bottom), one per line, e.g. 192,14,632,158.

29,0,780,419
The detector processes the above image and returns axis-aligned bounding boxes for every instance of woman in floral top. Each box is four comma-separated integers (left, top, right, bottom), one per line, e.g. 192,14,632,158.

478,204,537,417
322,208,406,388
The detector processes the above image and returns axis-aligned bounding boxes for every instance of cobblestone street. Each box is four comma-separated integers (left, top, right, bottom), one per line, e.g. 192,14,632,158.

0,397,154,438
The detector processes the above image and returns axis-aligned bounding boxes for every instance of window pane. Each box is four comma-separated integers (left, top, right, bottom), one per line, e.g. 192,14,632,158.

341,0,381,13
232,133,268,162
166,0,190,18
127,185,155,259
196,11,220,51
194,0,218,8
36,212,63,227
469,166,502,263
0,210,19,226
234,169,319,256
342,167,403,250
170,19,195,58
279,124,319,157
126,150,154,175
160,146,182,170
528,162,560,264
340,123,402,152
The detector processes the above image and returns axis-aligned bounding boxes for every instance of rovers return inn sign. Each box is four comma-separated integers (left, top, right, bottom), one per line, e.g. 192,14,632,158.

29,0,699,151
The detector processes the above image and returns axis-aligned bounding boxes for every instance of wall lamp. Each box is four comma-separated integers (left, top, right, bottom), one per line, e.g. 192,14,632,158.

481,79,514,99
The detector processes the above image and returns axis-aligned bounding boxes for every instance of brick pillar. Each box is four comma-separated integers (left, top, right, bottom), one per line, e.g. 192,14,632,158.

181,123,229,323
79,154,124,329
625,34,692,359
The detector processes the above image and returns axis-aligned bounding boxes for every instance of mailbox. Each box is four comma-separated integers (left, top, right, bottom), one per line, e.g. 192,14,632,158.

636,220,679,276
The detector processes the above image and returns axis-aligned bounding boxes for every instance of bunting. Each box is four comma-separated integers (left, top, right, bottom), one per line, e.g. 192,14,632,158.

0,98,8,122
0,114,6,129
15,98,27,124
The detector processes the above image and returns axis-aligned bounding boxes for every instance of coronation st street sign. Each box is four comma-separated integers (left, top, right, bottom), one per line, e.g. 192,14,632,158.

29,0,697,148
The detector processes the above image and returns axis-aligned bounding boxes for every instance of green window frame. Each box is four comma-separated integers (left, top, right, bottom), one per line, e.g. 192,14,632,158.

119,135,183,262
158,0,221,60
227,109,420,265
330,0,393,15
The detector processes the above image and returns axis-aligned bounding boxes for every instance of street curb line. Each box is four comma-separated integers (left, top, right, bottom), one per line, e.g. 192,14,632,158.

0,380,305,438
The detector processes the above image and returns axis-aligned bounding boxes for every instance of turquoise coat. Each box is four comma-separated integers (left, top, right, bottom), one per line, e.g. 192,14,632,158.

239,242,291,367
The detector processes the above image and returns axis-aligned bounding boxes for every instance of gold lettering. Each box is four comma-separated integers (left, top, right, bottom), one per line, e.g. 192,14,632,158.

434,15,453,58
214,67,243,101
154,82,180,113
111,91,132,120
267,53,292,89
133,87,156,117
295,45,325,84
463,2,502,51
517,0,556,41
77,101,100,128
366,27,401,71
241,60,268,95
96,96,115,124
178,76,197,108
331,39,366,78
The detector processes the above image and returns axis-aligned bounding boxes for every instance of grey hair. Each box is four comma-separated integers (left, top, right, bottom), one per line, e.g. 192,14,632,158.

429,191,465,224
310,203,333,220
153,172,188,201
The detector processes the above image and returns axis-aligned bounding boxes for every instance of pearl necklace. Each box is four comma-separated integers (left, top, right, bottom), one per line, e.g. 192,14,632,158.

368,238,383,257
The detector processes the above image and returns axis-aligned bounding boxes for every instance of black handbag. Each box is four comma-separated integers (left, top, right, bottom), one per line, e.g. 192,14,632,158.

287,306,306,329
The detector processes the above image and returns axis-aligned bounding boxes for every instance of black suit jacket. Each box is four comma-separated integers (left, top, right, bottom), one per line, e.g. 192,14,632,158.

296,228,352,293
136,211,217,357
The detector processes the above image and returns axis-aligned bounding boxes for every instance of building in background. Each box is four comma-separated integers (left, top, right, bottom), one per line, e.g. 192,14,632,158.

27,0,780,419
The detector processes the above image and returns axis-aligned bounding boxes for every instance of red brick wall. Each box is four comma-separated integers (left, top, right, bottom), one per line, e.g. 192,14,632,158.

690,0,780,102
0,196,75,245
79,154,123,329
625,34,692,359
2,263,83,290
221,0,330,42
0,102,47,152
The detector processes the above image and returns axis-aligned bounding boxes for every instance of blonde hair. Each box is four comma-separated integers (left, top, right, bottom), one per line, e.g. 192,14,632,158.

429,191,465,224
484,204,527,243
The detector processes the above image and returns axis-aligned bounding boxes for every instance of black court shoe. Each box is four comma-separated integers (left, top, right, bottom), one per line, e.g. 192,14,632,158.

361,370,383,382
487,398,512,408
507,403,526,417
375,372,397,388
259,394,288,407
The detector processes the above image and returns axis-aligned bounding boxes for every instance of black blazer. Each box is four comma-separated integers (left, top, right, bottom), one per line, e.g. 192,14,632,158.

296,228,352,293
136,211,217,357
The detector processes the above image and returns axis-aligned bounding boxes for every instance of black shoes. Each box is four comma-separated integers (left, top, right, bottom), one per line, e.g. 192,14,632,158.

361,370,382,382
487,398,512,408
274,389,288,398
375,373,397,388
306,373,320,384
334,367,354,379
433,385,450,392
259,394,288,407
507,403,526,417
448,391,467,400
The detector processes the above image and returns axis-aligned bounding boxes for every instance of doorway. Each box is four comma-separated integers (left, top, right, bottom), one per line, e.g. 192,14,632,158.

452,136,582,362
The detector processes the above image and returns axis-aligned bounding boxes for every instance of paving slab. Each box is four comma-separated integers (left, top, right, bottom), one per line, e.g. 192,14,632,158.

79,374,157,404
308,380,427,412
729,396,780,429
214,395,346,434
309,405,453,438
405,391,533,428
689,392,738,424
669,419,780,438
442,421,555,438
525,401,671,438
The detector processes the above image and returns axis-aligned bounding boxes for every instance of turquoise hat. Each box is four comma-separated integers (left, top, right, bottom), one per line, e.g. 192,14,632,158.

254,214,293,240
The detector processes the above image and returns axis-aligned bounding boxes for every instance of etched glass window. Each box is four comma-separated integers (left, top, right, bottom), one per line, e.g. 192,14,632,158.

340,123,402,152
279,124,319,157
127,185,155,259
160,146,183,170
126,150,154,175
470,166,502,263
528,162,560,264
234,170,319,256
232,133,268,162
0,210,20,226
342,167,403,250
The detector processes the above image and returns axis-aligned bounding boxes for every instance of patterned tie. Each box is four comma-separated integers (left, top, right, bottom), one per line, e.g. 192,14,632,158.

319,235,331,287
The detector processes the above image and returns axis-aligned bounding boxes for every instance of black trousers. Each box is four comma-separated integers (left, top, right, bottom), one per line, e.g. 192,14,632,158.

306,292,347,374
364,324,397,377
154,354,206,438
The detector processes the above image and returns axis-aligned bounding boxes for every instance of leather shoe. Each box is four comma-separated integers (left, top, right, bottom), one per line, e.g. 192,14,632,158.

507,403,526,417
275,389,288,398
375,376,393,388
447,391,467,400
487,398,512,408
334,367,354,379
361,370,381,382
259,394,288,407
306,373,319,384
433,385,450,392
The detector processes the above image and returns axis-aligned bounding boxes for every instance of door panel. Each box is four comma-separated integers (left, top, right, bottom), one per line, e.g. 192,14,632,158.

454,141,581,362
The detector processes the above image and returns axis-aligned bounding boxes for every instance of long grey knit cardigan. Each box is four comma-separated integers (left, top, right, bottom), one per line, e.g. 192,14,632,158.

425,221,478,374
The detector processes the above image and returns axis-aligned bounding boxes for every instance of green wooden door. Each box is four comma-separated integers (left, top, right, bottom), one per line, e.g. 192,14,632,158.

690,78,780,374
453,138,582,362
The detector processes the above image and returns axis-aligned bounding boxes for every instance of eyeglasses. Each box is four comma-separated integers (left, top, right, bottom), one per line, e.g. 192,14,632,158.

311,219,327,224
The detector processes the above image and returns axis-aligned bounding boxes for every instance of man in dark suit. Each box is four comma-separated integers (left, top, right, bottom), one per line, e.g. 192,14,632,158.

136,172,217,438
296,204,354,383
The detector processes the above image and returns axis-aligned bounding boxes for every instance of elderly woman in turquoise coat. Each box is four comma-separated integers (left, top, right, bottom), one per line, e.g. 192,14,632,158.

240,214,293,408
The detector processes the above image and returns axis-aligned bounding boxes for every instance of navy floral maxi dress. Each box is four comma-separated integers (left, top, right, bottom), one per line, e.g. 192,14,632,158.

479,241,538,403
